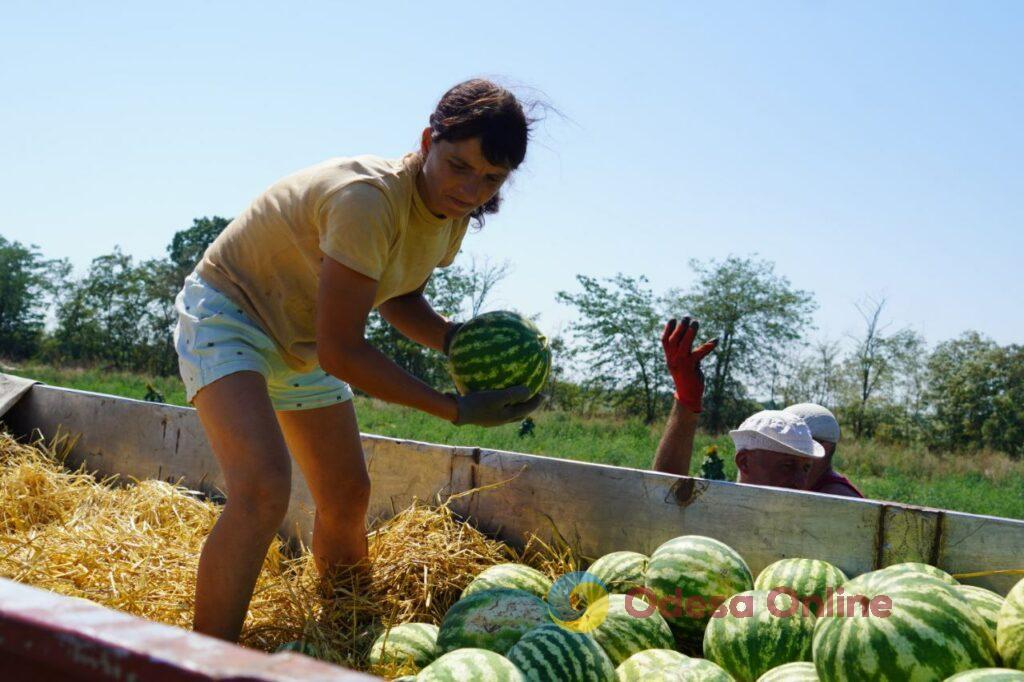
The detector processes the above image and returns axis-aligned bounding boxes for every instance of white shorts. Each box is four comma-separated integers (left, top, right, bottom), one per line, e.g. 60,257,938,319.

173,271,353,411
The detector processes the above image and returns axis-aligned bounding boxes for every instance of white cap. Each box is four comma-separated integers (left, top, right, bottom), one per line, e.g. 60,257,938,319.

783,403,841,444
729,410,826,459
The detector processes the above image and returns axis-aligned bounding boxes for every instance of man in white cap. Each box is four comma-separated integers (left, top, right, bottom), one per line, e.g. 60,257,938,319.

650,317,855,494
729,410,826,489
652,317,820,490
783,403,863,498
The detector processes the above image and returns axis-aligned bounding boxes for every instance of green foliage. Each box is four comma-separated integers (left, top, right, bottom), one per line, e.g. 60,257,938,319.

926,332,1024,456
669,255,817,432
0,236,69,358
556,274,668,424
699,445,726,480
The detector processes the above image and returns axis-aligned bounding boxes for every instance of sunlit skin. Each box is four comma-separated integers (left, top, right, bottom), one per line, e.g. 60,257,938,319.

735,449,812,490
415,128,511,219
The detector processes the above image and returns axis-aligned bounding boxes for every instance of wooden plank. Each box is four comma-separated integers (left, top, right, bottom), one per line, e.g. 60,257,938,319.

940,509,1024,595
4,382,1024,596
0,577,378,681
876,504,943,567
459,447,882,581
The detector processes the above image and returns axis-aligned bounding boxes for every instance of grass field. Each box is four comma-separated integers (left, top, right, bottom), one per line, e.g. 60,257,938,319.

4,361,1024,520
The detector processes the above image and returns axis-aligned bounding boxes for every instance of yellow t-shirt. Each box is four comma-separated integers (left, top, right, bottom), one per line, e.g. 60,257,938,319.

195,153,470,372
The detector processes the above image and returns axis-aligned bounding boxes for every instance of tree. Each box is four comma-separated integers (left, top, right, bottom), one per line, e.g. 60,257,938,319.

842,297,926,439
926,332,1024,456
0,236,68,359
556,274,667,423
670,255,816,432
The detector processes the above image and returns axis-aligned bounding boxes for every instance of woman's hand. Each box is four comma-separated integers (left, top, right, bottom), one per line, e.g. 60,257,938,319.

452,385,542,426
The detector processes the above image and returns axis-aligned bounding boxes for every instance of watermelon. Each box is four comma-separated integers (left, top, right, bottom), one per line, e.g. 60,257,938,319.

878,561,958,585
644,535,754,641
956,585,1006,644
462,563,553,601
998,577,1024,670
586,593,674,666
754,558,847,616
448,310,551,398
757,662,819,681
588,551,649,594
505,623,615,681
703,589,816,682
368,621,438,669
813,569,997,680
436,588,550,655
416,648,524,681
944,670,1024,681
615,649,732,681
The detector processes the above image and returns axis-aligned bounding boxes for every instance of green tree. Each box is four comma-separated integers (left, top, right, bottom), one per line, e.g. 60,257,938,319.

0,236,68,359
671,255,817,432
556,274,667,423
926,332,1024,456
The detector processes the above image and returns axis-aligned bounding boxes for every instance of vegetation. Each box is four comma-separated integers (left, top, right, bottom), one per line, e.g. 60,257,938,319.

2,216,1023,517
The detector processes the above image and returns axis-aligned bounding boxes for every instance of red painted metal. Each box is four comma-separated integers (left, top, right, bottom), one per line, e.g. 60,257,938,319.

0,578,379,681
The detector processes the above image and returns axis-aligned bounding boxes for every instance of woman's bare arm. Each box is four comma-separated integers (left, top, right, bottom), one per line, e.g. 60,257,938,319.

316,256,457,421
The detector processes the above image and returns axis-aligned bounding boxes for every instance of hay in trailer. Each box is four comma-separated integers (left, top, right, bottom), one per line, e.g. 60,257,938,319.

0,430,577,677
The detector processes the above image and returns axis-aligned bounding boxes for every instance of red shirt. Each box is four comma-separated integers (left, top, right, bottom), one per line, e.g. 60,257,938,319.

810,469,864,498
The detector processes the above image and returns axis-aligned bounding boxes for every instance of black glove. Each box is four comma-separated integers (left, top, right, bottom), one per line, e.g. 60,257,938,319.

452,385,543,427
443,322,463,356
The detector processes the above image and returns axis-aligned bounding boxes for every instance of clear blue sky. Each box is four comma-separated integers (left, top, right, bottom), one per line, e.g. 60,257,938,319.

3,2,1022,349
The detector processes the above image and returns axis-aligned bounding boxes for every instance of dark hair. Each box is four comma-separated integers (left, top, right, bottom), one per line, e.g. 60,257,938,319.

428,79,536,224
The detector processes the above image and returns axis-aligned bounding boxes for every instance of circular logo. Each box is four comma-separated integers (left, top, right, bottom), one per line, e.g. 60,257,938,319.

546,571,609,633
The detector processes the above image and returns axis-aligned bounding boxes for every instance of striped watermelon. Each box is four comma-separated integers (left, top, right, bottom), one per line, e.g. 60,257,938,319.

879,561,958,585
998,577,1024,670
436,588,550,655
461,563,553,601
505,623,615,681
416,648,524,681
703,589,816,682
588,551,649,594
754,558,847,616
448,310,551,398
586,593,674,666
956,585,1006,645
644,535,754,641
615,649,733,681
368,622,438,669
757,662,819,681
944,670,1024,681
813,569,997,680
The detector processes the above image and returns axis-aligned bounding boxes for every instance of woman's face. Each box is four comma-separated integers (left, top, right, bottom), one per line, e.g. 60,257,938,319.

418,129,510,219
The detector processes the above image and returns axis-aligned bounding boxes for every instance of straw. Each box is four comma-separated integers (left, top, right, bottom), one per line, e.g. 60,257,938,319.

0,430,572,677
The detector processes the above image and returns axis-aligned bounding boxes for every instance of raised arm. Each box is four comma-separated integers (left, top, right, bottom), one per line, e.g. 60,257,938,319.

650,317,718,475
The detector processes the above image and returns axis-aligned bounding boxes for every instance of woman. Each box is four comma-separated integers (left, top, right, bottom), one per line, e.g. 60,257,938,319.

173,79,542,642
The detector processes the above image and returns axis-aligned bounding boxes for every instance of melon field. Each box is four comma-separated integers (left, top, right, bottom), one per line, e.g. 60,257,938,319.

4,361,1024,521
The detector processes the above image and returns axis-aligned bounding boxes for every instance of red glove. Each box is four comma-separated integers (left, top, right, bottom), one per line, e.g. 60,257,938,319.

662,317,718,413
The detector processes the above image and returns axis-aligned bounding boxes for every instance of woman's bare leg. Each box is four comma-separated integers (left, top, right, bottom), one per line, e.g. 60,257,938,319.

192,371,291,641
275,400,371,576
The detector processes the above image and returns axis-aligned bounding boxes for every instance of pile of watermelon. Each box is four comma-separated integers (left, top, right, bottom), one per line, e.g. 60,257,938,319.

362,537,1024,681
